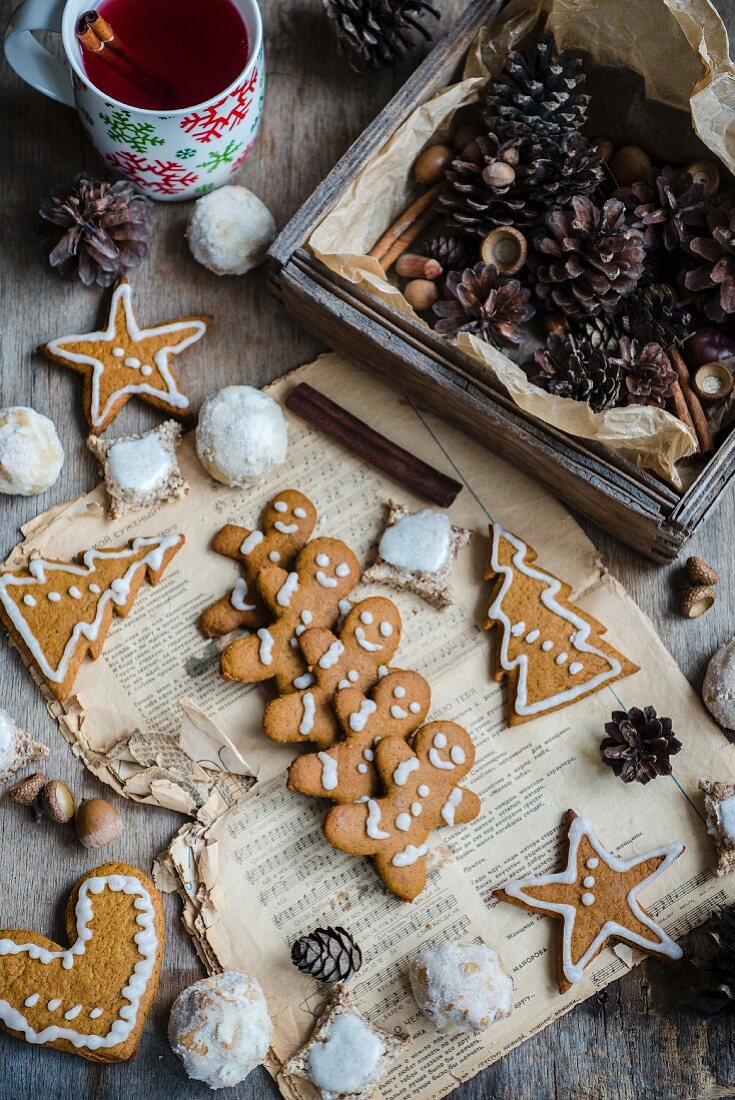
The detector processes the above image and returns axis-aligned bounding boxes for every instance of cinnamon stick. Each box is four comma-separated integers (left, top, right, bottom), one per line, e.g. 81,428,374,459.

369,185,443,265
669,380,697,443
285,383,463,508
670,346,713,454
77,9,178,105
379,207,438,272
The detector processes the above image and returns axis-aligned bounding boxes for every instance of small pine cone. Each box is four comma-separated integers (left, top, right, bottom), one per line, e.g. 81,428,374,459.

291,927,363,982
621,282,693,349
569,311,627,351
629,166,707,253
434,262,535,349
529,196,646,320
421,234,473,271
40,173,152,288
323,0,439,70
524,332,622,411
693,906,735,1018
685,196,735,323
615,336,677,408
600,705,682,784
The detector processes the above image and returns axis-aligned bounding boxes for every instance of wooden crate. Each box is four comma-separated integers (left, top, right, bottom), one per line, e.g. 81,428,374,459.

267,0,735,561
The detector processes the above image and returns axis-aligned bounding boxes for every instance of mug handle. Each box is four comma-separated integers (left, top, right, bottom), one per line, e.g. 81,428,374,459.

4,0,75,106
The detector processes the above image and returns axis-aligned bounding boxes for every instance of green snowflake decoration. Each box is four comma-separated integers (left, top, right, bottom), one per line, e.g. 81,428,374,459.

194,182,216,195
197,140,242,174
176,147,196,159
99,107,165,154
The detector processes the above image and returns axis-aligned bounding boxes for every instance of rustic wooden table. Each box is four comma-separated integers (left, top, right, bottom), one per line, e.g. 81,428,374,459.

2,1,735,1097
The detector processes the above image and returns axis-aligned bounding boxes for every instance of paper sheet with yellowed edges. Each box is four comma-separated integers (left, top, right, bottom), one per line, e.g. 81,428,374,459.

308,0,735,487
73,351,731,1100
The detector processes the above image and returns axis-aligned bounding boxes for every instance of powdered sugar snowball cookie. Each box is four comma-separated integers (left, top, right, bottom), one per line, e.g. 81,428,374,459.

186,186,276,276
168,971,272,1089
0,407,63,496
88,421,188,519
196,386,288,487
408,941,514,1034
0,706,49,785
703,638,735,729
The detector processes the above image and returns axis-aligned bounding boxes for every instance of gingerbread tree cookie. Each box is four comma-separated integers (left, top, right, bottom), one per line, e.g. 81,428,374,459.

220,538,360,695
39,280,210,432
495,810,684,993
485,523,639,726
0,533,184,700
287,669,431,802
200,490,317,638
264,597,402,749
323,722,481,901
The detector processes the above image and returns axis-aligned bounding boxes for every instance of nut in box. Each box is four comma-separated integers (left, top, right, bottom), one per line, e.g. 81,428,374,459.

269,0,735,561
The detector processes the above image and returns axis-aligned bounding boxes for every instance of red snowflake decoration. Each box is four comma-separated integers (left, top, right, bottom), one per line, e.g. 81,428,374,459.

106,152,198,195
229,141,254,174
179,69,259,143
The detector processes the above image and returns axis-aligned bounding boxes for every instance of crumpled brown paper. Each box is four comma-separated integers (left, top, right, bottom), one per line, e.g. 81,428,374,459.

310,0,735,487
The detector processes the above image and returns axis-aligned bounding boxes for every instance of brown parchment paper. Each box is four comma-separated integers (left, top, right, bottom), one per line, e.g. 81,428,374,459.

138,354,734,1100
307,0,735,486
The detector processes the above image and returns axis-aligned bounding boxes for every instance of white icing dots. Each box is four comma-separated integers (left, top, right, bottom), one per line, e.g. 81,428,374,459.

569,662,584,675
450,745,465,765
90,1008,103,1020
47,999,61,1012
510,621,525,636
395,813,411,832
357,763,368,774
68,587,82,600
23,595,35,607
335,563,350,577
360,611,374,625
586,858,599,869
124,356,140,368
379,621,393,637
47,592,61,603
417,784,430,797
582,875,595,888
316,553,330,567
409,702,421,714
393,686,406,699
65,1005,83,1020
24,994,39,1008
140,365,152,377
555,652,568,666
581,892,595,907
89,583,101,595
112,346,125,357
411,802,422,816
433,732,447,749
363,748,374,761
348,669,358,682
525,629,540,643
366,799,390,839
293,672,314,689
318,752,338,791
541,640,554,652
269,550,280,562
293,507,307,519
274,500,288,512
393,757,420,785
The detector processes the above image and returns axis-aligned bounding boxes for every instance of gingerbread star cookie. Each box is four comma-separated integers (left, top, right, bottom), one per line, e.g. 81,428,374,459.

39,280,210,432
485,523,639,726
495,810,684,993
0,861,164,1062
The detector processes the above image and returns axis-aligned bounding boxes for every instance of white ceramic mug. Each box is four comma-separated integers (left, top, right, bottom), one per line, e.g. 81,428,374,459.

4,0,265,201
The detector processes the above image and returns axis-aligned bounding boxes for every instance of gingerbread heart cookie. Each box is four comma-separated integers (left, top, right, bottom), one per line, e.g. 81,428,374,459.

0,861,165,1062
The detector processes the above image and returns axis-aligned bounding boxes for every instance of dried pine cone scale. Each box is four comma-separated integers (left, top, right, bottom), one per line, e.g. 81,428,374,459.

324,0,439,70
685,198,735,322
621,282,693,349
629,166,707,252
616,336,677,407
600,705,682,784
434,262,535,349
524,332,621,411
40,174,152,288
291,926,363,982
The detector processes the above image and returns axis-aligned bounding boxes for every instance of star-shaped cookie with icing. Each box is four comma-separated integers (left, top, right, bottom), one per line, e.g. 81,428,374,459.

495,810,684,993
39,280,211,432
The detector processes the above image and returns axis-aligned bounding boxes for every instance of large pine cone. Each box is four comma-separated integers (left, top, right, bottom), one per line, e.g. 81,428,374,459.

616,336,677,408
481,36,590,143
324,0,439,70
524,332,621,411
39,173,152,288
600,705,681,784
685,197,735,322
434,262,535,349
629,167,707,252
621,282,693,349
529,196,646,319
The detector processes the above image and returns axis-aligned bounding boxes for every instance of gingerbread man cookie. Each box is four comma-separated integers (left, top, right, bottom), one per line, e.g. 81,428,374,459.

495,810,685,993
200,490,318,638
287,669,431,802
220,538,360,695
322,722,481,901
0,861,164,1062
0,534,184,701
264,597,402,749
39,280,210,433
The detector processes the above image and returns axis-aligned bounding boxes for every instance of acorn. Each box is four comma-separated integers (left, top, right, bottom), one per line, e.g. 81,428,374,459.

480,226,527,275
686,556,719,586
414,144,454,185
686,159,720,198
681,585,716,619
453,122,481,151
7,771,46,807
39,779,76,824
482,160,516,190
404,279,439,311
609,145,652,186
75,797,121,849
692,362,734,404
395,253,443,280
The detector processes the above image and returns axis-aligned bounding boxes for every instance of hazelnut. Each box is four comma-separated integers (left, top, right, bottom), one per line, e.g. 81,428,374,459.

7,771,46,807
482,160,516,191
609,145,652,186
75,797,121,849
686,555,719,586
681,585,716,619
413,144,454,185
404,279,439,311
395,253,443,280
39,779,76,823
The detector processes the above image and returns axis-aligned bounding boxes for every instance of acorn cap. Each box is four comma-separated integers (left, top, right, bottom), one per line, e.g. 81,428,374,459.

686,556,719,586
686,159,720,198
681,585,716,618
6,771,46,806
692,362,734,404
480,226,527,275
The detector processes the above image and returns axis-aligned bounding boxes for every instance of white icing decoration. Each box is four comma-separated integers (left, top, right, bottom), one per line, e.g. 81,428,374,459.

293,507,307,518
0,873,158,1050
569,662,584,675
276,572,299,607
379,621,393,637
355,627,382,652
230,578,256,612
23,595,35,607
316,571,337,588
293,672,314,689
47,592,61,603
441,787,463,826
366,799,390,839
390,705,408,719
257,628,274,666
335,563,350,577
393,686,406,699
434,732,447,748
106,435,173,494
24,995,39,1008
0,537,181,684
363,748,374,761
317,752,337,791
378,665,388,678
315,553,329,567
240,530,264,555
349,700,376,732
526,629,540,643
140,365,152,377
391,843,428,867
417,784,430,797
581,893,595,906
411,802,422,816
511,621,525,636
301,610,313,625
555,652,568,666
583,875,595,888
299,693,315,735
44,283,202,428
409,702,421,714
718,795,735,840
90,1008,103,1019
393,758,419,785
429,732,456,770
379,509,451,574
269,551,280,562
357,763,368,774
500,816,684,985
112,346,124,357
274,501,288,512
124,356,140,368
274,521,298,534
360,611,373,625
348,670,358,682
395,813,411,832
308,1012,382,1094
541,641,554,652
450,745,465,764
68,587,82,600
487,525,623,716
319,640,345,669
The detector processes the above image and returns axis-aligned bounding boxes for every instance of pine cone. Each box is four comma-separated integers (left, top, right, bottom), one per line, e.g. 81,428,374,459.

569,311,626,351
433,263,535,349
324,0,439,70
693,906,735,1018
524,332,622,411
616,336,677,407
621,283,693,349
421,234,473,271
685,197,735,323
600,705,682,784
481,36,590,143
39,173,152,288
629,167,707,252
291,927,363,982
529,196,646,319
